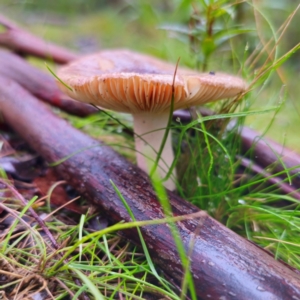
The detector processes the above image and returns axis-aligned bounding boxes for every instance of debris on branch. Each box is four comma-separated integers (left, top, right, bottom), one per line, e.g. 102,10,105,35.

0,77,300,299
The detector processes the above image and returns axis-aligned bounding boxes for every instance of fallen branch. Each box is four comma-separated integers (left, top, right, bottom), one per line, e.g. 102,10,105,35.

0,14,78,64
2,14,299,191
1,77,300,299
0,50,97,117
238,156,300,200
197,108,300,189
2,45,299,201
240,125,300,188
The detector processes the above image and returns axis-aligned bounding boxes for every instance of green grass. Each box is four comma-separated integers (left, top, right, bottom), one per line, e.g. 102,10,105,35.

1,0,300,298
0,181,204,299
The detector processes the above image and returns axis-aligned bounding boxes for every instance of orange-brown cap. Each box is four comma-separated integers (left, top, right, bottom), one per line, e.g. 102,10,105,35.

57,49,246,114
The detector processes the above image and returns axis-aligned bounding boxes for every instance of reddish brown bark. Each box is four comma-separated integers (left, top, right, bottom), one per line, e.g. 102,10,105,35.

240,126,300,188
0,50,97,117
0,77,300,299
0,14,78,64
238,156,300,201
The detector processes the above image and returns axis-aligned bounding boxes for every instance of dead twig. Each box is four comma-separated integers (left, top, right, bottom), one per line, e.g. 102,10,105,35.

0,178,59,250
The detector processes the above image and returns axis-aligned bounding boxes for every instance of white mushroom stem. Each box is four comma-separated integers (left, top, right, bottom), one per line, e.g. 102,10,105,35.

133,112,176,190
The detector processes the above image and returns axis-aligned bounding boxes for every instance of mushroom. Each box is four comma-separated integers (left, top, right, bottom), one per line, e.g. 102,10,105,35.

57,49,246,190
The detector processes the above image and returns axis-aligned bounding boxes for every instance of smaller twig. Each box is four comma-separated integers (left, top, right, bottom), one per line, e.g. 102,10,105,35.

238,156,300,200
0,180,89,300
43,196,81,221
13,274,47,300
53,277,76,298
118,268,124,300
0,269,23,279
44,286,56,300
0,14,18,30
0,178,59,249
0,203,40,242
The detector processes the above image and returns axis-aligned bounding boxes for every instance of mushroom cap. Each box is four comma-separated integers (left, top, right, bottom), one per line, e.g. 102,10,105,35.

57,49,246,114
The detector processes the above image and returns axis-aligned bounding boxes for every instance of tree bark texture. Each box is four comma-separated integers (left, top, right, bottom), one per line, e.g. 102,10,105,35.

240,126,300,188
0,50,97,117
0,77,300,299
0,14,78,64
